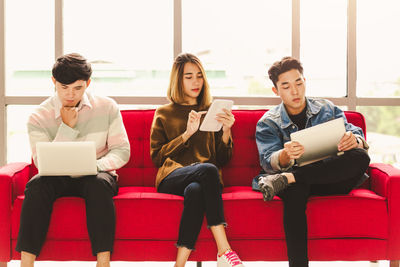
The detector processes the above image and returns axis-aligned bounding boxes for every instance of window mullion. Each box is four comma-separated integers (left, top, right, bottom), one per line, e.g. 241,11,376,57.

0,0,6,166
55,0,63,59
292,0,300,59
347,0,357,110
173,0,182,59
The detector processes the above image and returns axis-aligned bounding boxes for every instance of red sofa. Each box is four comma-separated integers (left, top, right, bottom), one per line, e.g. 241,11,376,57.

0,109,400,266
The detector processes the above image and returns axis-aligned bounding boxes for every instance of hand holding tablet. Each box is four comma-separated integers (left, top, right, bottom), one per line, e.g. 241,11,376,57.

200,100,234,132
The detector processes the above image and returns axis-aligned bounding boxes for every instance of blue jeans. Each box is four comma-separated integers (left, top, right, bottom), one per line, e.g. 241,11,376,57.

158,163,226,250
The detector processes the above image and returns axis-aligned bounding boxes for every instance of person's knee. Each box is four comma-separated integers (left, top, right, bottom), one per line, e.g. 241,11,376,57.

24,176,52,196
183,182,203,201
198,163,220,184
86,177,114,199
348,148,370,170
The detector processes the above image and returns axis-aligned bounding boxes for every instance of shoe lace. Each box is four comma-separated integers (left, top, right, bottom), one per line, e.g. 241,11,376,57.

223,250,242,266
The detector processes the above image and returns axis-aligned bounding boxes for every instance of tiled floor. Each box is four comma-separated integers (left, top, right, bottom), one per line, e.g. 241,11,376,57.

6,260,386,267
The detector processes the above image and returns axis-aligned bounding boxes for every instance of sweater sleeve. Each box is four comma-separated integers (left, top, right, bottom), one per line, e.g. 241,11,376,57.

214,130,233,167
150,109,188,167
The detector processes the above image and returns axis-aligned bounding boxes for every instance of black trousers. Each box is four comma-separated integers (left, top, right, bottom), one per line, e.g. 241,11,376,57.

278,148,370,267
16,172,118,256
158,163,226,250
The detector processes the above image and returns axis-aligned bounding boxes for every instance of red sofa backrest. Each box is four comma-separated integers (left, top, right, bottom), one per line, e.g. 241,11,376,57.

117,109,366,187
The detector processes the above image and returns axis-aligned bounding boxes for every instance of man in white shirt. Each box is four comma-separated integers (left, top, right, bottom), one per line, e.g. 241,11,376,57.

16,53,130,267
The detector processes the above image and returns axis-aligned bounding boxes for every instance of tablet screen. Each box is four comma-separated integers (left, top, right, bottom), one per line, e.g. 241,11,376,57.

199,99,234,132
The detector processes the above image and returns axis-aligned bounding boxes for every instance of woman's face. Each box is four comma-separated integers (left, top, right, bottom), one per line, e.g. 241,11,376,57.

182,62,204,105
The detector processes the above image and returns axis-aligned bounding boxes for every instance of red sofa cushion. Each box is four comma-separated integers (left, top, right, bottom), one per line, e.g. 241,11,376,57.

11,187,387,241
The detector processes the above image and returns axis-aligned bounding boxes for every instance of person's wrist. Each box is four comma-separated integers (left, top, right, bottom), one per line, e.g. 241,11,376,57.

279,150,290,168
182,131,190,142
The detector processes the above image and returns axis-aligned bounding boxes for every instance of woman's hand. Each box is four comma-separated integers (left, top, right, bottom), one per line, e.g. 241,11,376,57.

216,108,235,133
182,110,207,142
216,108,235,144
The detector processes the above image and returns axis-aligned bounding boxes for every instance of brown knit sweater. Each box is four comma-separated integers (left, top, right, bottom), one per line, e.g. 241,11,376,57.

150,103,233,188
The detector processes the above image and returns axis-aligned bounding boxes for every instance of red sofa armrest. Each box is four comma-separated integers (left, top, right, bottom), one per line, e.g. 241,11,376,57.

0,162,31,261
369,163,400,258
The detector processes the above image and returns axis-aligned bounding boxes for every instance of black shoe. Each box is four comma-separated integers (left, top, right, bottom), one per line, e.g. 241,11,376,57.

258,174,289,201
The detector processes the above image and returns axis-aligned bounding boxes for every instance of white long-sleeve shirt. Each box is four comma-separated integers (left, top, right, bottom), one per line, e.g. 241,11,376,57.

27,90,130,175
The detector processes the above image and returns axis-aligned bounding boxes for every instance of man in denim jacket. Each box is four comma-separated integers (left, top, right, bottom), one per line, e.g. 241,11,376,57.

255,57,370,267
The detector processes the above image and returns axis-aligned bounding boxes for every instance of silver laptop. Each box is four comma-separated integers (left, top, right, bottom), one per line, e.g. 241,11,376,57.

36,141,97,176
290,117,346,167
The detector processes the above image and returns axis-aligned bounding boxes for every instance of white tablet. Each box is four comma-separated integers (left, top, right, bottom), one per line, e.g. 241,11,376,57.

199,99,234,132
290,117,346,166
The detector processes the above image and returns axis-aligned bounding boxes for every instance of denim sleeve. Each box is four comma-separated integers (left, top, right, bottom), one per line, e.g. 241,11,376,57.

333,106,365,138
255,119,285,174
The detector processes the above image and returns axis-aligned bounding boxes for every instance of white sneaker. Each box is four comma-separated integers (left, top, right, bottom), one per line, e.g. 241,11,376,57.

217,250,244,267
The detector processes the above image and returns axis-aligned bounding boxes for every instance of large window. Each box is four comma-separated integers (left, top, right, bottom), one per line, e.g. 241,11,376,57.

357,106,400,168
300,0,347,97
357,0,400,97
63,0,173,97
5,0,54,96
182,0,291,97
7,106,35,163
1,1,400,168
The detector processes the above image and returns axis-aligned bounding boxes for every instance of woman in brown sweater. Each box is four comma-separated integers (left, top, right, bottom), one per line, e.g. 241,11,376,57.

150,53,244,267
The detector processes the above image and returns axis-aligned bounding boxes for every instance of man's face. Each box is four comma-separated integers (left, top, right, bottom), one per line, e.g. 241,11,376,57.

272,69,306,115
52,78,91,107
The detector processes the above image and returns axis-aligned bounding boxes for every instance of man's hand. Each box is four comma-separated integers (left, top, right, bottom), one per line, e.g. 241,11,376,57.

60,107,78,128
338,131,358,151
182,110,207,142
279,141,305,168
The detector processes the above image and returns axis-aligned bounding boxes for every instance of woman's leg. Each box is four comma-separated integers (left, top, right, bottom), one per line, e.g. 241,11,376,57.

175,247,192,267
210,225,231,256
158,166,207,265
158,163,237,265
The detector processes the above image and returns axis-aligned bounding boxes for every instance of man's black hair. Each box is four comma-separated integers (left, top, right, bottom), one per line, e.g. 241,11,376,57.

52,53,92,84
268,56,304,88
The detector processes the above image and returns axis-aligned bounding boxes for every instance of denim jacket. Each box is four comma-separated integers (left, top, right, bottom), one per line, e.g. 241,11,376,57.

255,97,367,174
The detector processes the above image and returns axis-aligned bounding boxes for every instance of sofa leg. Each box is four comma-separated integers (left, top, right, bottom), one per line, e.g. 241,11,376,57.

370,261,379,267
0,262,7,267
196,262,202,267
390,260,400,267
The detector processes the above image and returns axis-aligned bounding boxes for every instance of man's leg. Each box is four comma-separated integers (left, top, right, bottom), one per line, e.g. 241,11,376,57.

260,148,370,200
293,148,370,185
16,175,69,259
279,183,310,267
77,172,118,261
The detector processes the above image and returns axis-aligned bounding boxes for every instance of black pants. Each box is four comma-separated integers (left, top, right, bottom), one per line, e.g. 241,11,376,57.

278,148,370,267
158,163,226,250
16,172,118,256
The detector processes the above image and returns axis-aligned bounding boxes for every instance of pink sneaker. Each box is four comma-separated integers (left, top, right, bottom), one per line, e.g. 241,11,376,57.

217,250,244,267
